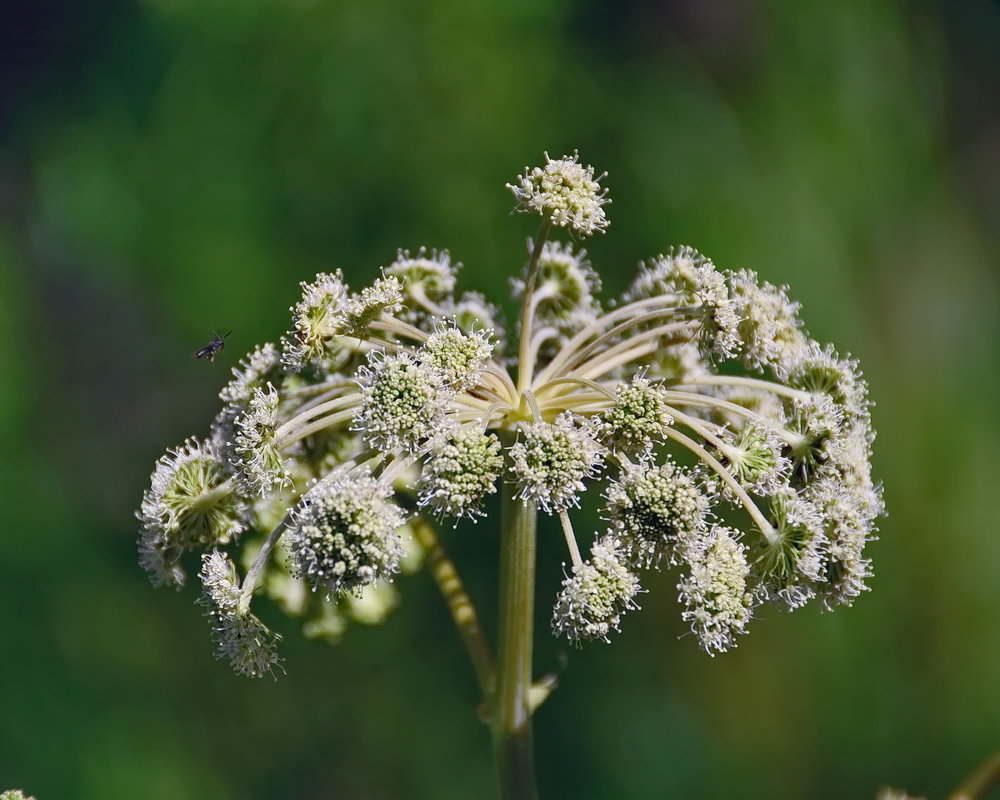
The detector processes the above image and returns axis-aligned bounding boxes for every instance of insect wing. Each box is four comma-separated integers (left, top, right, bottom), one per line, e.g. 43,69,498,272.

193,343,217,361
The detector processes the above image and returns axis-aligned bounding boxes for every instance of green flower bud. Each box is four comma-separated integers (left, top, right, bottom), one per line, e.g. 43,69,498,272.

597,376,674,455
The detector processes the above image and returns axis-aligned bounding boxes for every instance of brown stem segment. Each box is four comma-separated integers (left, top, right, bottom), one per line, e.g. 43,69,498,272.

491,481,540,800
948,751,1000,800
411,516,495,699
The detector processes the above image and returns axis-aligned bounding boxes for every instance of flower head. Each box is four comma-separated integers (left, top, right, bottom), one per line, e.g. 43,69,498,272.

137,153,881,678
419,427,503,521
233,384,291,496
625,247,740,359
508,151,610,236
597,376,674,455
807,478,877,610
714,422,789,496
199,551,282,678
783,394,844,485
552,535,641,644
729,269,807,371
678,526,753,655
339,275,405,338
288,470,406,595
509,412,604,513
781,341,869,421
281,271,349,371
605,458,709,568
752,488,827,609
220,343,281,406
420,323,494,391
138,438,246,588
512,240,601,328
385,248,459,308
355,353,450,452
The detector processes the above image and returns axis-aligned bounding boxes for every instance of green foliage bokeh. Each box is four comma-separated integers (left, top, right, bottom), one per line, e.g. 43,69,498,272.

1,0,997,797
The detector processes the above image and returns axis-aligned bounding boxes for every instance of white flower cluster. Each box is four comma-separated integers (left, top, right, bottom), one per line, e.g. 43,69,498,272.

385,248,458,321
137,438,246,588
280,271,348,371
421,324,494,391
509,413,605,513
552,536,641,644
597,376,674,455
678,527,754,655
137,151,881,676
419,428,504,521
624,246,741,360
199,551,282,678
355,354,449,453
233,384,292,495
340,276,405,338
512,241,601,328
507,152,610,236
288,470,406,595
604,459,709,569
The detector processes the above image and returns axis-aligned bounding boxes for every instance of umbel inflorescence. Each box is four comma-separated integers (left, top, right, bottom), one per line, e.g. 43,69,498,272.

138,151,882,678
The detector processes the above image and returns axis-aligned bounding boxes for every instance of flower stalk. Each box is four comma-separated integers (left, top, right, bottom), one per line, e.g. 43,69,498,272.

516,216,554,393
948,751,1000,800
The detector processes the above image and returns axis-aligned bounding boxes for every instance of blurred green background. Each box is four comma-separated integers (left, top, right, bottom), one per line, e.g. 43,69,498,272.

1,0,998,797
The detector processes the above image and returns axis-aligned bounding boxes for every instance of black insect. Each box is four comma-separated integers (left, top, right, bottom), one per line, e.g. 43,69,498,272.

193,330,231,363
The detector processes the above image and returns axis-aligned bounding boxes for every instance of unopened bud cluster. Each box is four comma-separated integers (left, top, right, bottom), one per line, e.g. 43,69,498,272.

138,151,881,675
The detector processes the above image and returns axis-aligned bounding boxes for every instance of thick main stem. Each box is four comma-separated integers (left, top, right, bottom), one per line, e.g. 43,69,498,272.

492,481,539,800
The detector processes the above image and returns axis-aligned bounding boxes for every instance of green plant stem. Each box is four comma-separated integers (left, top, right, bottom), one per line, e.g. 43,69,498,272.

492,480,539,800
411,516,495,698
516,216,554,393
948,751,1000,800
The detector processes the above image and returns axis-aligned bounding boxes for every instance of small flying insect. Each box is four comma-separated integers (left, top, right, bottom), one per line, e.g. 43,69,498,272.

193,330,231,363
